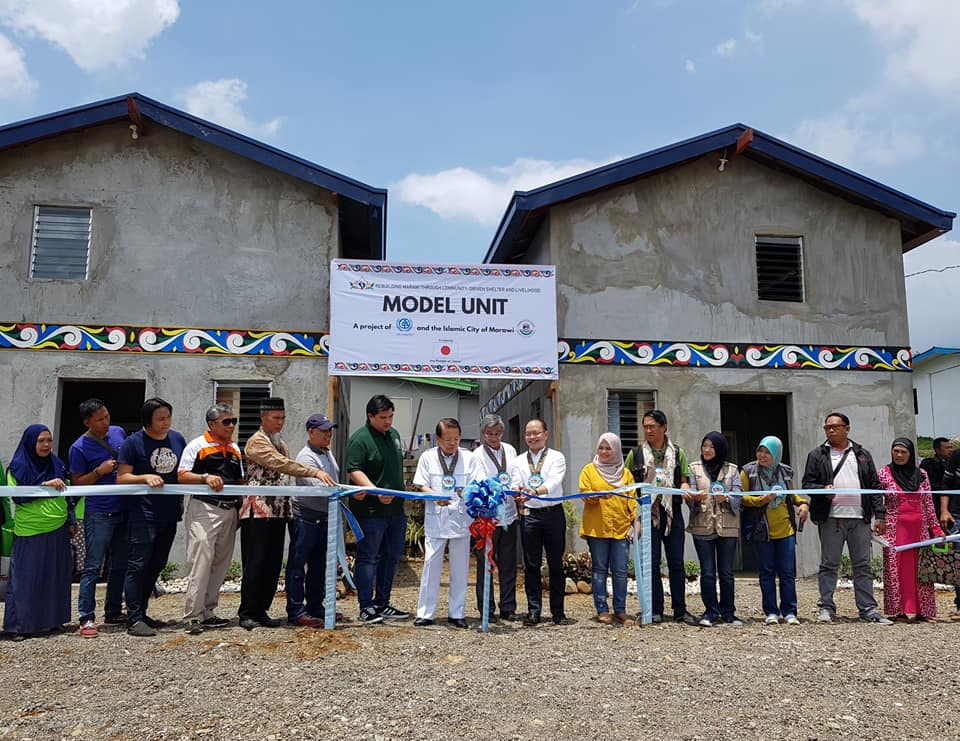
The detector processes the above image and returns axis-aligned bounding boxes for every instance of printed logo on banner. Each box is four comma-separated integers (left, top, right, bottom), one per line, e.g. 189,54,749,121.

396,317,413,333
434,340,460,361
349,280,376,290
516,319,535,337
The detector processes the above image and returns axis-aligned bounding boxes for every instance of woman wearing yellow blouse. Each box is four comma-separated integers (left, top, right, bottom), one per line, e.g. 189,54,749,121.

580,433,636,625
741,436,809,625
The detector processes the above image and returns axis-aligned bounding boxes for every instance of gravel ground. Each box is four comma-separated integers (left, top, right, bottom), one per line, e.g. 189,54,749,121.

2,562,960,741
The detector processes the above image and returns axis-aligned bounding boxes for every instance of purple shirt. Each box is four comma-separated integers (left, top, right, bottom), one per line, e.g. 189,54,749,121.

68,425,127,515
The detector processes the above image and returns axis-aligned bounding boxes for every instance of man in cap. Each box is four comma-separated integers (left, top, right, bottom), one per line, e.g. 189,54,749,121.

239,397,334,630
177,403,245,634
286,413,341,627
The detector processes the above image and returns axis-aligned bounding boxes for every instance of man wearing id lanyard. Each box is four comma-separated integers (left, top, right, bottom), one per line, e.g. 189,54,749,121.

473,414,519,621
803,412,891,624
412,418,482,628
510,419,568,626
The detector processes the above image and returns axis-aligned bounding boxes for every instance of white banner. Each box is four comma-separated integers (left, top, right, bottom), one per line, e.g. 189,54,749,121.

328,260,558,379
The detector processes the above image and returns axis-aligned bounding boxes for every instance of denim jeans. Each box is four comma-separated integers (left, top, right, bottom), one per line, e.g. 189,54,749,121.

693,536,737,621
650,501,687,617
124,520,177,626
353,513,407,611
78,511,128,623
285,515,328,620
754,534,797,617
586,536,629,614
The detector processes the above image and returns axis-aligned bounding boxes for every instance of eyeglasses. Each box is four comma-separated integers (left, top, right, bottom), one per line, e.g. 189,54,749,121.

823,424,847,431
219,418,239,426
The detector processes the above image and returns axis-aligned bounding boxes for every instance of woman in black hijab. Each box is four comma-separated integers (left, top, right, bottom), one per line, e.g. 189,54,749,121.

878,438,943,622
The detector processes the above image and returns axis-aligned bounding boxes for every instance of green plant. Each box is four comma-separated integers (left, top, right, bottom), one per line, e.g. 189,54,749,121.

870,555,883,582
226,560,242,581
405,518,425,556
159,561,178,582
839,553,852,579
684,559,700,579
563,500,580,538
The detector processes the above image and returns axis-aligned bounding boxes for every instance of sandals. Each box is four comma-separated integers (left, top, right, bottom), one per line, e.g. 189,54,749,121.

613,613,636,626
597,613,613,625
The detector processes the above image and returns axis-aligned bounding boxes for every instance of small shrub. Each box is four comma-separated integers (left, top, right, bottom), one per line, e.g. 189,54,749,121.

405,518,425,556
159,561,178,582
562,551,592,581
226,560,242,581
839,553,852,579
684,559,700,579
870,555,883,582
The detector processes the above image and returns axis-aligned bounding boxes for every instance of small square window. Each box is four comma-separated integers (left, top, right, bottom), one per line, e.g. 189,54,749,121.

755,235,804,302
607,390,656,451
30,205,92,280
214,381,272,453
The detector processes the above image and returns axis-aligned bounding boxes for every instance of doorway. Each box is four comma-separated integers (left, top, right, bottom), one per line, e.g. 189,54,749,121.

57,380,147,463
720,393,791,572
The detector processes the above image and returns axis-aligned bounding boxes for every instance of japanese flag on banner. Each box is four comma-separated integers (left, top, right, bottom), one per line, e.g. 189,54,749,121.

435,340,459,361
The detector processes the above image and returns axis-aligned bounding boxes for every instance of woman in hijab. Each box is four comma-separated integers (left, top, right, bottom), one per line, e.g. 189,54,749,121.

687,432,742,626
579,433,637,625
878,438,943,622
741,436,809,625
3,424,74,641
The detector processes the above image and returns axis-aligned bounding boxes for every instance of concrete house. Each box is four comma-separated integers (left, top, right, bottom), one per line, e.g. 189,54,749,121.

912,347,960,439
480,125,955,574
0,93,386,462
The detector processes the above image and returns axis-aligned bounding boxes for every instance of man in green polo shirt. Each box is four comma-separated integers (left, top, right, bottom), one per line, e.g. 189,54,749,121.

345,395,410,624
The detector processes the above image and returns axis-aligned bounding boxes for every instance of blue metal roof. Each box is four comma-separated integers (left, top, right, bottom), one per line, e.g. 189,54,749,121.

484,123,955,264
0,93,388,259
912,346,960,365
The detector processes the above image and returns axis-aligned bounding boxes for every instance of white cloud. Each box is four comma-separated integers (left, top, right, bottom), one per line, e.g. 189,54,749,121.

684,58,696,73
179,79,281,139
714,38,737,57
904,238,960,351
791,111,924,168
0,31,33,96
0,0,179,71
393,156,620,225
843,0,960,96
744,29,763,44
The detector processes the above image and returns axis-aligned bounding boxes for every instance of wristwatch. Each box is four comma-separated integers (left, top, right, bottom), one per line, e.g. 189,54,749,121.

200,473,208,483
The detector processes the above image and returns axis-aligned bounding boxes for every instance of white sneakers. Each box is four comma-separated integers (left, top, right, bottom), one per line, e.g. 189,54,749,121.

764,614,780,625
817,608,833,623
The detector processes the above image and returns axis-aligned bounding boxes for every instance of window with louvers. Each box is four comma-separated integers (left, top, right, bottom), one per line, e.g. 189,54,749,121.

214,382,272,455
30,206,92,280
755,235,804,302
607,390,656,451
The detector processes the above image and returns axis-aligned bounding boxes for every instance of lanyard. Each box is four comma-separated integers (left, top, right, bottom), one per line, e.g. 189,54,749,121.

439,450,459,477
527,449,548,474
483,444,506,473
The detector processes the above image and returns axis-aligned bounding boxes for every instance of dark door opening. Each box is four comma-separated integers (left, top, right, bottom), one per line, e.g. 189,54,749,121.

57,380,147,465
720,393,791,573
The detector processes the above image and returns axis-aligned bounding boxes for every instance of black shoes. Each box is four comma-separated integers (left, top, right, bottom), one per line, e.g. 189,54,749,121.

523,611,540,626
237,615,279,630
500,611,518,622
413,617,433,627
552,613,572,625
202,616,230,629
447,617,469,629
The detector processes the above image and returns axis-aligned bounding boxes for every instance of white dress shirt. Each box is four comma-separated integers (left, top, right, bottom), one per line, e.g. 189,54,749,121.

509,447,566,510
413,447,483,538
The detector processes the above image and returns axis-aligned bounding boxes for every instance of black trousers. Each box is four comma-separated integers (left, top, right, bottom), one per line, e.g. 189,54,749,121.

520,506,566,617
238,517,287,620
475,519,519,615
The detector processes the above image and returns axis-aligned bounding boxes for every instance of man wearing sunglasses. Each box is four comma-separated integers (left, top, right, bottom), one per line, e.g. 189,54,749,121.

177,403,245,634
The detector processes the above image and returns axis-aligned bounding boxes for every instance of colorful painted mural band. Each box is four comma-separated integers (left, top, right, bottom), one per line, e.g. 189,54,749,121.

558,339,912,372
0,323,327,357
0,322,911,372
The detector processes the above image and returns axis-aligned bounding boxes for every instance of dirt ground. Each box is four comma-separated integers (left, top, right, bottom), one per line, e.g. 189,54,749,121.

2,562,959,740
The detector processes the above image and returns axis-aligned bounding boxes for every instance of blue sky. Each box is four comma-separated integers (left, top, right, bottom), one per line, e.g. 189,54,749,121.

2,0,958,351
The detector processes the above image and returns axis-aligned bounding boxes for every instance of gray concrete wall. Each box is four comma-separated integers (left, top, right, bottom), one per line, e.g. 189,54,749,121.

0,121,338,329
551,155,909,345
